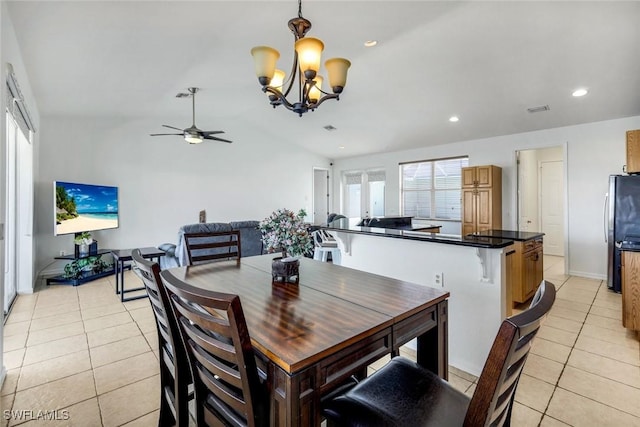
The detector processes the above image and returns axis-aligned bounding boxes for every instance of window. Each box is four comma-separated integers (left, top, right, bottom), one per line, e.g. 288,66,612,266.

344,172,362,218
343,170,386,219
400,157,468,220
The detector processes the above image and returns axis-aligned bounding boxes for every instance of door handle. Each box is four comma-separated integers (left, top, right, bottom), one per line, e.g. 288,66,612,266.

603,193,609,243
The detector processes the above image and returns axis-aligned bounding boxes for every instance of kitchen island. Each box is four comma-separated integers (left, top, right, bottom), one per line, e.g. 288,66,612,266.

325,218,513,376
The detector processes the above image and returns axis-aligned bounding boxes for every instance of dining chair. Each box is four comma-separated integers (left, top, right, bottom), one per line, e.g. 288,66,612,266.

131,249,192,427
160,269,269,427
312,229,341,263
322,280,556,427
184,229,241,266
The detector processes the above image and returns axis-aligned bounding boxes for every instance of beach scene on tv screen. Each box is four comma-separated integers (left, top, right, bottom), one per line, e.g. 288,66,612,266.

55,181,119,235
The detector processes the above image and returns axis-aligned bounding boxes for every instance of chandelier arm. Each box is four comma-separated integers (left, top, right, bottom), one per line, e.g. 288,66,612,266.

281,53,299,98
264,86,297,111
312,93,340,108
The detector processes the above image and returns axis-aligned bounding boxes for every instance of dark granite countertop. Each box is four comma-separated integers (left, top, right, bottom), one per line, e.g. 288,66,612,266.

325,219,514,249
468,230,544,242
617,241,640,252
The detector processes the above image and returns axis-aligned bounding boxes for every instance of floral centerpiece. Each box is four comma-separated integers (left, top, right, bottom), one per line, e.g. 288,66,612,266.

259,208,313,260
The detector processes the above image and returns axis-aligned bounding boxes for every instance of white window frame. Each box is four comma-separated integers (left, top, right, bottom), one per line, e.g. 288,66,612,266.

400,156,468,220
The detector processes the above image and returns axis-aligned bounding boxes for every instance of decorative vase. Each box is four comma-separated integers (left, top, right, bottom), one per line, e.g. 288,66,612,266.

271,256,300,284
78,244,89,257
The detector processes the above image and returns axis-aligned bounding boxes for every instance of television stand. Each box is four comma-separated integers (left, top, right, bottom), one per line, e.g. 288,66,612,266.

46,249,115,286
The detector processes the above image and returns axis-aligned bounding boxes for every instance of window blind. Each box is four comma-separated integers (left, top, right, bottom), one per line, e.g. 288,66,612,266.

401,156,468,219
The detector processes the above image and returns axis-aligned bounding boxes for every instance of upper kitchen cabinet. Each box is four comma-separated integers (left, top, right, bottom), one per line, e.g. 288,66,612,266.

625,129,640,174
462,165,502,235
462,165,499,188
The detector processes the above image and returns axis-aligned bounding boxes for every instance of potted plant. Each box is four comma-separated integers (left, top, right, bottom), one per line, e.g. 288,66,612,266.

74,232,93,257
259,208,313,283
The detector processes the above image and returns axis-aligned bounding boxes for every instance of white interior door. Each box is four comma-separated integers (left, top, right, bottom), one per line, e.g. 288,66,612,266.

312,168,329,224
4,114,17,313
517,150,539,232
17,126,33,295
540,160,564,256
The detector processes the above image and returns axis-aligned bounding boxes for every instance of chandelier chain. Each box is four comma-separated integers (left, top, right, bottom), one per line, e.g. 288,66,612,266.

298,0,303,18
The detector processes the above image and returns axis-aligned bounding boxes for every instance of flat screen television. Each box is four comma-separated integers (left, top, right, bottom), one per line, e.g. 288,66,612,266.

54,181,119,236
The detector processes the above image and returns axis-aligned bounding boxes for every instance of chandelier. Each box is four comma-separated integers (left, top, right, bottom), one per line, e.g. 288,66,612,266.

250,0,351,117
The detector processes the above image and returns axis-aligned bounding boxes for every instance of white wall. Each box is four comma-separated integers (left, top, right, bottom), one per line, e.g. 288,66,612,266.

35,116,330,276
332,116,640,279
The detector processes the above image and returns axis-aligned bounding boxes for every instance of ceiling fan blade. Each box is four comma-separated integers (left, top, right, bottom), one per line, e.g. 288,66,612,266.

150,133,183,136
204,135,233,143
201,130,225,136
162,125,184,131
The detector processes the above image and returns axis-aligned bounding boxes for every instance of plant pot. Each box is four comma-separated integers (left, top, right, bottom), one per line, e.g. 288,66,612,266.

271,257,300,284
78,244,89,257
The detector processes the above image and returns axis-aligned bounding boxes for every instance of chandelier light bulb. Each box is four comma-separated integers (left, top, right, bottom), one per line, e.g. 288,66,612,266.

295,37,324,79
308,75,323,103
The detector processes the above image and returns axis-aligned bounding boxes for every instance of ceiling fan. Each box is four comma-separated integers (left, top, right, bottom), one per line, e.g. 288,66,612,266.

150,87,232,144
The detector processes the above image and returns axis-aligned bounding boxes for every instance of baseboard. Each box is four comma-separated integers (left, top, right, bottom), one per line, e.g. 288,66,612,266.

567,270,606,281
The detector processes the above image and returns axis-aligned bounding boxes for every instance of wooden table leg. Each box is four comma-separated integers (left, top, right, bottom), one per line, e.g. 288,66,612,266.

416,300,448,380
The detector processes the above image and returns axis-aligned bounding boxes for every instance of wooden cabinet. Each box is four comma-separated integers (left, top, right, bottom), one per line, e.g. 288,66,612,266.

621,251,640,331
505,247,515,317
461,165,502,235
512,238,544,303
626,130,640,174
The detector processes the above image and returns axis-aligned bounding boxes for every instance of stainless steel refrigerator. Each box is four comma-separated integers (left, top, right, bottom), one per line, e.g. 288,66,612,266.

606,175,640,292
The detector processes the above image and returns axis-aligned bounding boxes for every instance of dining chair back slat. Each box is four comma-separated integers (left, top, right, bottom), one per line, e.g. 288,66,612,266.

184,230,241,266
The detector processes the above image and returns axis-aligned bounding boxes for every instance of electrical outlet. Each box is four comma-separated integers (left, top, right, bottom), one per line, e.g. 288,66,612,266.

60,250,66,256
434,272,444,287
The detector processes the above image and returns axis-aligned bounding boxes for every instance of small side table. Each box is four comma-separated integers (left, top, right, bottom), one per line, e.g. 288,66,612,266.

111,247,165,302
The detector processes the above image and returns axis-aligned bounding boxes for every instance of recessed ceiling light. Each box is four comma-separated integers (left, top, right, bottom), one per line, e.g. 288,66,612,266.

449,116,459,123
364,40,378,47
572,88,588,97
339,146,345,149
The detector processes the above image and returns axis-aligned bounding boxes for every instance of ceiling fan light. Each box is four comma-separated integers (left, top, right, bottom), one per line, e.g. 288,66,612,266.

308,75,323,103
251,46,280,85
185,134,203,144
325,58,351,93
295,37,324,80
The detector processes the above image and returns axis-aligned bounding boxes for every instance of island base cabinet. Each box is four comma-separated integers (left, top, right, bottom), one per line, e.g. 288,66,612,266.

512,239,544,304
621,251,640,331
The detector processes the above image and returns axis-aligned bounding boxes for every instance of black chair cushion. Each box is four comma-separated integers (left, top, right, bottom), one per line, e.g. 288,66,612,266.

323,357,470,427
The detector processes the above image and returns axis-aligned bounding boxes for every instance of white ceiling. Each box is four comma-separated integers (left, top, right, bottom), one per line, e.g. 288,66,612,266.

6,1,640,159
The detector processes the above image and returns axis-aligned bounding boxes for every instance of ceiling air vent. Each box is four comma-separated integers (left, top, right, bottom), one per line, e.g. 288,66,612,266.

323,125,337,131
175,92,190,98
527,105,550,113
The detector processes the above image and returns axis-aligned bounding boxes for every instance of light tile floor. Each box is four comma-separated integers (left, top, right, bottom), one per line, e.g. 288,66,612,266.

1,256,639,426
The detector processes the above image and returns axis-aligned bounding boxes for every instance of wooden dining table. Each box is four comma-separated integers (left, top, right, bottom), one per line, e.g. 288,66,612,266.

164,254,449,427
